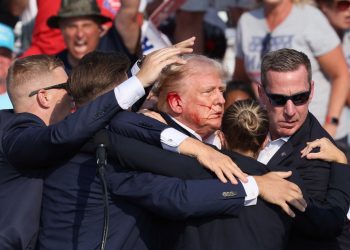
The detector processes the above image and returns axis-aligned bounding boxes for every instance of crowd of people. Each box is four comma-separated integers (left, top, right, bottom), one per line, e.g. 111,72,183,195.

1,0,350,250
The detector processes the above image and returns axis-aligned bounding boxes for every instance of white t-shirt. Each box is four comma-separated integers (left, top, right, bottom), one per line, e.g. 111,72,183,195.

235,4,348,140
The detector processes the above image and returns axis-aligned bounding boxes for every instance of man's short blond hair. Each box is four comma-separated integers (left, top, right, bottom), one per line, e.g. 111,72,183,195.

7,55,63,109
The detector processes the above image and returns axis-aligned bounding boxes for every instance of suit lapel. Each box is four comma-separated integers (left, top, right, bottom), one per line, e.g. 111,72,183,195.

267,142,294,167
267,113,312,167
159,112,198,139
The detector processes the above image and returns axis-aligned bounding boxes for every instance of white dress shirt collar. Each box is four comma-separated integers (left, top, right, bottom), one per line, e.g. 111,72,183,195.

169,116,222,149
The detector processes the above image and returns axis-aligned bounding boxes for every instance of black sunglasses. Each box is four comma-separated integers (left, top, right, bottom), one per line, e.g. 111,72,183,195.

265,89,311,107
28,83,69,97
335,0,350,11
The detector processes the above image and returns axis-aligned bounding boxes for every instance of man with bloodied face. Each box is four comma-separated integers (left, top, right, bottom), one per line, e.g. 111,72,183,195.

156,54,226,147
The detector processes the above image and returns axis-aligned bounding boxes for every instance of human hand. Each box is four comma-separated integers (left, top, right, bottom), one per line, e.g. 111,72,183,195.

254,171,307,217
179,138,248,184
136,37,195,87
139,110,167,124
301,137,347,164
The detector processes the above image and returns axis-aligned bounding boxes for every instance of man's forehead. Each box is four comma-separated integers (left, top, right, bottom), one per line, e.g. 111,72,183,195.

60,16,100,26
266,68,309,87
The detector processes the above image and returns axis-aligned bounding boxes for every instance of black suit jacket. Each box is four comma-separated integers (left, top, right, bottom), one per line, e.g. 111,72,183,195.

107,111,303,250
0,91,125,249
266,113,350,250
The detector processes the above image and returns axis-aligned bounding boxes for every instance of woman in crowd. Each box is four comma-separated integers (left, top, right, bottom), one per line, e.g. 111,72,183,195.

233,0,349,147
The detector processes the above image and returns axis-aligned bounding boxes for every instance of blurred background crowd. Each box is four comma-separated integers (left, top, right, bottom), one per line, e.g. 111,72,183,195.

0,0,349,156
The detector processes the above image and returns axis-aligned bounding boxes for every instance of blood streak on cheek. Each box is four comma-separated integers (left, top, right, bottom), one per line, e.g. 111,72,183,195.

192,103,215,122
189,111,202,124
196,103,218,119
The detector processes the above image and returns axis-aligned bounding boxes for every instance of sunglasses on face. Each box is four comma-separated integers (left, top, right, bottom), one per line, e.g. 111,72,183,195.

28,83,70,97
265,89,311,107
335,0,350,11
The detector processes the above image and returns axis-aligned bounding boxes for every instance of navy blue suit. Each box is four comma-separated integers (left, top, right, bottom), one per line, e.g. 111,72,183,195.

3,105,249,249
105,111,299,250
39,151,246,250
0,91,126,249
109,111,350,250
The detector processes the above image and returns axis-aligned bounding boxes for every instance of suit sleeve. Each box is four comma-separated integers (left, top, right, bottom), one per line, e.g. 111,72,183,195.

109,111,168,147
292,162,350,238
2,91,122,168
105,167,246,219
107,131,216,179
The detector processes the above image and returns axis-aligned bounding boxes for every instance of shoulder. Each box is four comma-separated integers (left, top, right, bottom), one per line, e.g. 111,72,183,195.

239,7,264,24
295,4,330,23
308,113,333,140
0,110,15,127
4,112,45,131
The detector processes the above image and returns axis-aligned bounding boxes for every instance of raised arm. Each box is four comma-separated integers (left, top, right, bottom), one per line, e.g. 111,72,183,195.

2,91,122,168
317,45,350,137
114,0,141,55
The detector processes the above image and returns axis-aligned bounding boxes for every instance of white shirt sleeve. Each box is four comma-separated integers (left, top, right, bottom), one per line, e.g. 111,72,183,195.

114,76,145,109
241,176,259,206
130,61,141,76
160,128,189,153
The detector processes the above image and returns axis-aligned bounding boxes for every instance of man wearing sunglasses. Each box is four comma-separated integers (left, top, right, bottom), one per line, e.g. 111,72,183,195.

0,44,191,249
316,2,350,248
257,48,350,250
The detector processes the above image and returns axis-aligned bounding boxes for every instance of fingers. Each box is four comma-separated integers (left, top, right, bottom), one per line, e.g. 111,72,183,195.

301,139,321,157
288,197,307,212
137,46,193,87
280,202,296,218
304,152,321,160
214,169,228,184
149,47,193,62
211,157,242,185
272,171,292,179
230,164,248,183
221,156,247,184
173,36,195,48
218,163,238,184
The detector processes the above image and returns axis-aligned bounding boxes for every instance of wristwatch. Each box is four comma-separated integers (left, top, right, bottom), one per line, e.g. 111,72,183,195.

137,55,146,68
325,116,339,126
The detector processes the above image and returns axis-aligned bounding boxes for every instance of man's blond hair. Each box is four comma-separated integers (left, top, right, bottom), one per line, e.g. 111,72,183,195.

156,54,225,113
7,55,63,110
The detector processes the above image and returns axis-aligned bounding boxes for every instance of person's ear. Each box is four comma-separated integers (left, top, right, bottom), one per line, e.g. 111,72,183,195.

167,92,183,114
37,89,50,109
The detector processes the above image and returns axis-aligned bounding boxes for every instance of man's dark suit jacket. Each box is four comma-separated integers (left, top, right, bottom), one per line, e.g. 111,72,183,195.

264,113,350,250
0,91,127,249
38,148,247,250
106,111,302,250
3,100,251,249
109,111,350,250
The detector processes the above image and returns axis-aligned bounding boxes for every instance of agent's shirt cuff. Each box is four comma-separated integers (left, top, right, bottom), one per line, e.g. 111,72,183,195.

114,76,145,109
161,128,189,153
242,176,259,206
130,62,141,76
